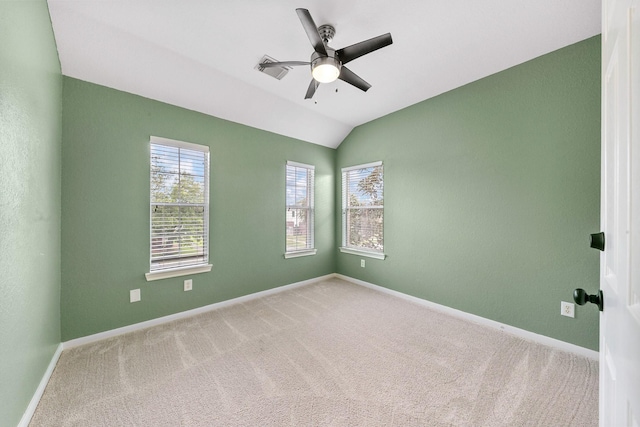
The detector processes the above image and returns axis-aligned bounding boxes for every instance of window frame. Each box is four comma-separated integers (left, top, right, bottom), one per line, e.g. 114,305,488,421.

145,136,212,281
284,161,316,258
340,161,386,260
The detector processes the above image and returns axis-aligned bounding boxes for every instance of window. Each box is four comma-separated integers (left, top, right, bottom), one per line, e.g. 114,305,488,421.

146,136,212,281
285,161,316,258
340,161,385,259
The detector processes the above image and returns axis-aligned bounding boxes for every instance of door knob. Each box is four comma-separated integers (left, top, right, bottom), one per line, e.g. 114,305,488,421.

590,232,605,251
573,288,603,311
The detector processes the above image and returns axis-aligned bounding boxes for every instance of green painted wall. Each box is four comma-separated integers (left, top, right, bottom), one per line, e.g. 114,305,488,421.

336,36,601,351
0,1,62,425
61,78,336,341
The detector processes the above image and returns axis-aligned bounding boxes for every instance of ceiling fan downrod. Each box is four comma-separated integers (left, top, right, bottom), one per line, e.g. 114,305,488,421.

317,24,335,44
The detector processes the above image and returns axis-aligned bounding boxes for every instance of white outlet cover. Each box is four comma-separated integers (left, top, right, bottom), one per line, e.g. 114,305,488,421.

130,289,141,303
561,301,575,318
184,279,193,291
361,260,365,268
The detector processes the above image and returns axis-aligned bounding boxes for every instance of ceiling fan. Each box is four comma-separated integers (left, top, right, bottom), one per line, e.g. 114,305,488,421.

260,8,393,99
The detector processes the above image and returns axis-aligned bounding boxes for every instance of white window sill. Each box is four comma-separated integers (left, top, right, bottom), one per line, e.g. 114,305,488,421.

145,264,212,281
339,247,386,260
284,249,317,259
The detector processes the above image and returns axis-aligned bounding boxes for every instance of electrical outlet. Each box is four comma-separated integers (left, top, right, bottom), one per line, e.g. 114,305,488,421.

361,259,365,268
561,301,575,318
184,279,192,292
130,289,141,303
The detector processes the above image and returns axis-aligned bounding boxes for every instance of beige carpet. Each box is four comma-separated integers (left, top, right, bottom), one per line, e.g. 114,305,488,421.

30,278,598,426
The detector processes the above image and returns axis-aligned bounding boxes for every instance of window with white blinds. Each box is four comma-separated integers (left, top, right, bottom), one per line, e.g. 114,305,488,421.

148,136,210,276
285,161,316,258
341,161,385,258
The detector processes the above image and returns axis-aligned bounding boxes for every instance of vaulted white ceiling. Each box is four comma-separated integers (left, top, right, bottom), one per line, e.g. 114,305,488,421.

48,0,601,148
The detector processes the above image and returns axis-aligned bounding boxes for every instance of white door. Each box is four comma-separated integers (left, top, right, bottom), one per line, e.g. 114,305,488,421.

600,0,640,425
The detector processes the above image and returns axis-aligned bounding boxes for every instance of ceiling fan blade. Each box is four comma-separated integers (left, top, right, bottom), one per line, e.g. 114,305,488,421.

338,66,371,92
296,8,328,56
259,61,310,68
336,33,393,65
304,79,320,99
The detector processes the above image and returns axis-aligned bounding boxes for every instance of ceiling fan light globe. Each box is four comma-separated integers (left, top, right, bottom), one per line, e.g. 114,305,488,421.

312,63,340,83
310,53,341,83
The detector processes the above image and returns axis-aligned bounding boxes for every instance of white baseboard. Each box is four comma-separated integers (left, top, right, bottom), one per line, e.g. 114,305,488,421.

18,343,63,427
336,274,599,361
64,272,599,360
63,274,336,349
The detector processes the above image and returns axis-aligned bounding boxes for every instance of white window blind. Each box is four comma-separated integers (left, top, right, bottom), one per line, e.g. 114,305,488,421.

285,161,315,256
150,136,210,272
342,161,384,254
